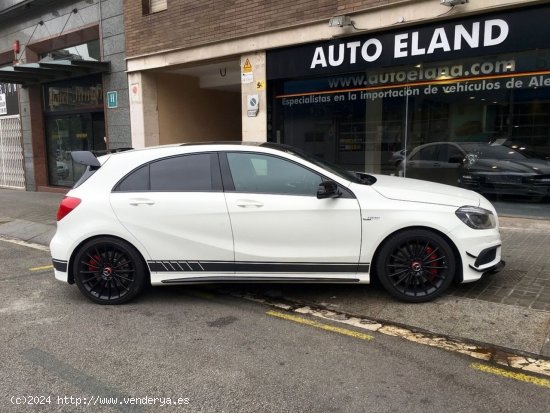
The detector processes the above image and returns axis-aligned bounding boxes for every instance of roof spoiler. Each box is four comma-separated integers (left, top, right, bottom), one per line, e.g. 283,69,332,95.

71,151,101,168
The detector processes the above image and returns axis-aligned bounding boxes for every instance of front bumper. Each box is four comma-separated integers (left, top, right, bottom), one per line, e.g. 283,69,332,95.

481,260,505,275
459,174,550,197
461,240,504,283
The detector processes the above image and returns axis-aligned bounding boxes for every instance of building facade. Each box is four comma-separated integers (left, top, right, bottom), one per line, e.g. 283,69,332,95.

0,0,130,191
124,0,550,218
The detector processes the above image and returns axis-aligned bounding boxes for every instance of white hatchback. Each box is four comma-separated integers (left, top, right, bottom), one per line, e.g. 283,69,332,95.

50,143,504,304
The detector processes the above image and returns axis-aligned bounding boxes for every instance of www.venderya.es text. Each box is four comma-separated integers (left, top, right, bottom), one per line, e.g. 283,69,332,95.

10,395,190,407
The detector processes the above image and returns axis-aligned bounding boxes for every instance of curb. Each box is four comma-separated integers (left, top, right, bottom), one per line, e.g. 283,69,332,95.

227,289,550,378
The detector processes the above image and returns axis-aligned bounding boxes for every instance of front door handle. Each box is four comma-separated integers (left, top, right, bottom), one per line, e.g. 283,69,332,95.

236,199,264,208
129,198,155,206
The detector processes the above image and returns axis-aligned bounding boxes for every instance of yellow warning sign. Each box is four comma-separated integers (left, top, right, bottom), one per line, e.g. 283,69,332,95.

243,58,253,73
256,80,265,90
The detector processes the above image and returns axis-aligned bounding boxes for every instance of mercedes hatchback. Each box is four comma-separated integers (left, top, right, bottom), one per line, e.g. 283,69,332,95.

50,142,504,304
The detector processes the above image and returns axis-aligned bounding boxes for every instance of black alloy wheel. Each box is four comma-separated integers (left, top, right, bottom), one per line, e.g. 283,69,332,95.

375,229,456,303
73,237,146,304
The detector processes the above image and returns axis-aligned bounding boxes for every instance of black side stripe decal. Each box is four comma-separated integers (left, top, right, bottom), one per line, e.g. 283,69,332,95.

162,276,360,284
148,261,370,273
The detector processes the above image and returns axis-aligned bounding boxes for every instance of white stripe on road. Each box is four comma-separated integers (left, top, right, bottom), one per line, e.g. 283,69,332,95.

0,236,49,251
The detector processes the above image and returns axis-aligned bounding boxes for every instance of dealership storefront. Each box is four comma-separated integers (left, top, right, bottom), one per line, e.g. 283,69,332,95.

267,4,550,214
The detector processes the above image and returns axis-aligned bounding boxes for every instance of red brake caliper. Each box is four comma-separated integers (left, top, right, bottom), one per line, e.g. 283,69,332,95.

425,246,439,280
88,255,101,272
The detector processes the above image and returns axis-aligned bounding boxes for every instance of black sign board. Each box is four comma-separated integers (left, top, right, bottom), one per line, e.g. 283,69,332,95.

267,4,550,80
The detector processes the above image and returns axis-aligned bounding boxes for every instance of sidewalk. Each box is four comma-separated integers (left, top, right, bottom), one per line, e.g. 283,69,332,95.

1,187,549,358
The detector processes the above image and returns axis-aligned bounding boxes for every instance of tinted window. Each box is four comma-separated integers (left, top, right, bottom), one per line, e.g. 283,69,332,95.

411,146,437,161
114,153,217,192
150,154,213,191
116,165,149,191
438,144,464,163
227,152,322,196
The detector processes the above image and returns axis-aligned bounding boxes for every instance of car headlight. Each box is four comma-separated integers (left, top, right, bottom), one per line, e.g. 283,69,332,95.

455,206,496,229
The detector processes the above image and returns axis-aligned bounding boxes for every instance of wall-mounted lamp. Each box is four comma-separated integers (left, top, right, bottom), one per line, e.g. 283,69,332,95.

328,15,352,28
440,0,469,6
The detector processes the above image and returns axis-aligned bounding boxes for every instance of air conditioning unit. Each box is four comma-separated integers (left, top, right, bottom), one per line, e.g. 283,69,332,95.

441,0,469,6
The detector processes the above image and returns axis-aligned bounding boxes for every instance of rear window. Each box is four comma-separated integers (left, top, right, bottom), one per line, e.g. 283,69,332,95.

72,166,97,189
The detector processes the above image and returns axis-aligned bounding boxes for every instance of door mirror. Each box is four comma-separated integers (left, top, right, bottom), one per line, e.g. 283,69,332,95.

317,180,341,199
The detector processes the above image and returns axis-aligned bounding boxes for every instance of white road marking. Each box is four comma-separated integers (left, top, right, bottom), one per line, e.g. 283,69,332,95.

0,236,49,251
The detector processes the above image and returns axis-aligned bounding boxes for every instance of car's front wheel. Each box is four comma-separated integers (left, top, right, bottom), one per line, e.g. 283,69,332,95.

73,237,146,304
375,229,456,303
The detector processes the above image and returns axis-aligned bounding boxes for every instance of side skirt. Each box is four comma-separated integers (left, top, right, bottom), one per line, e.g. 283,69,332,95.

148,261,371,285
160,276,361,284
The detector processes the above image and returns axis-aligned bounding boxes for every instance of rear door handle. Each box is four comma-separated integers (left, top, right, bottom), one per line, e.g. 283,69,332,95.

236,199,263,208
129,198,155,206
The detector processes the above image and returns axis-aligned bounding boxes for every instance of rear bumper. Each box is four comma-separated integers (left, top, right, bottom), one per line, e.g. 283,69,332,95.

51,259,70,283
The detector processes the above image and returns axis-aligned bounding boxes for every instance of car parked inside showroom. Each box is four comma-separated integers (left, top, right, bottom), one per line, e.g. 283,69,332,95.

399,141,550,198
50,142,504,305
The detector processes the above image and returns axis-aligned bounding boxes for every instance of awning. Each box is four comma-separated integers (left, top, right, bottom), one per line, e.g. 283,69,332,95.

0,59,110,87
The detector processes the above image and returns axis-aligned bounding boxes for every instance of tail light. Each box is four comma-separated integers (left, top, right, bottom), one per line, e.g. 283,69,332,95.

56,196,81,221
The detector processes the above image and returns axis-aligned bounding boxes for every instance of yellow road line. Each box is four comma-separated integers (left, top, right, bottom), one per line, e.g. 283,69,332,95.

471,363,550,389
29,264,53,272
267,310,373,341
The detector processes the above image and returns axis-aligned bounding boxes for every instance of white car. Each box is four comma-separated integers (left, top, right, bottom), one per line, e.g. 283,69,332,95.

50,143,504,305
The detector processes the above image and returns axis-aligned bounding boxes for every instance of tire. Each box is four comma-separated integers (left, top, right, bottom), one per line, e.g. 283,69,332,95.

375,229,456,303
73,237,146,305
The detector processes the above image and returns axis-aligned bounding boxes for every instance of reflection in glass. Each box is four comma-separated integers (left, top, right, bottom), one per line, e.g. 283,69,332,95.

269,49,550,216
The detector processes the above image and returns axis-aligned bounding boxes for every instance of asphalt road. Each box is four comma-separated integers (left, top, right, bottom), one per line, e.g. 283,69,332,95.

1,239,549,413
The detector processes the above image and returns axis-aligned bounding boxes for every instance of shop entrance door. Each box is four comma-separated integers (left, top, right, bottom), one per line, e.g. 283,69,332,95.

45,112,105,187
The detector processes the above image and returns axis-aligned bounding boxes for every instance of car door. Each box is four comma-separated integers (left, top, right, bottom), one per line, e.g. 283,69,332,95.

222,151,362,279
109,153,234,280
405,144,439,181
436,143,465,186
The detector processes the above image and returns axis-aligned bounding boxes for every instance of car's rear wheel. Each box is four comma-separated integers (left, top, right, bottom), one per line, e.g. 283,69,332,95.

375,229,456,303
73,237,146,304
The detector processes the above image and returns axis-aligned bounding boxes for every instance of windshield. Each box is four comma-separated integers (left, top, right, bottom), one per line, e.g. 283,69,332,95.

262,143,370,184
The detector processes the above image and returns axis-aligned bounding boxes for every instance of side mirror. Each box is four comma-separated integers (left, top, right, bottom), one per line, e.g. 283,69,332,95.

317,180,341,199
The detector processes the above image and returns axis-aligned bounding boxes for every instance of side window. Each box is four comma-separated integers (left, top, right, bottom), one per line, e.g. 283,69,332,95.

115,164,149,191
114,153,219,192
411,146,437,161
436,144,463,163
226,152,322,196
446,145,464,163
142,0,167,15
150,154,213,191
